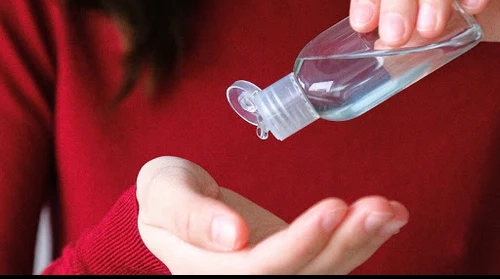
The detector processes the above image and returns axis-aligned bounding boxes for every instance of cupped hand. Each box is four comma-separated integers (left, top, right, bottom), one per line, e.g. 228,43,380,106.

349,0,491,47
136,156,409,275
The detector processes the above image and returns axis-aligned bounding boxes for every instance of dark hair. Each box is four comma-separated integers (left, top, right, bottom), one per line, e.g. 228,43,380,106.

66,0,196,105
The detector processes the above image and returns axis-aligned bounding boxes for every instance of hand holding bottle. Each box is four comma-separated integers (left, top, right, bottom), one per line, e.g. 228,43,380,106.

349,0,490,47
136,156,409,274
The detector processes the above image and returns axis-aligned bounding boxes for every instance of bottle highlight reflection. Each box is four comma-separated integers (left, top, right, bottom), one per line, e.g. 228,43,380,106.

227,1,482,141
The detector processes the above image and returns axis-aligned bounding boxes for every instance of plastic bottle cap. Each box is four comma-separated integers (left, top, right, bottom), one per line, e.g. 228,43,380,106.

227,73,320,141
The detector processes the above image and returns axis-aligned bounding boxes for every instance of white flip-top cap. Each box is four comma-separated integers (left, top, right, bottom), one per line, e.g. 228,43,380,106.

227,73,320,141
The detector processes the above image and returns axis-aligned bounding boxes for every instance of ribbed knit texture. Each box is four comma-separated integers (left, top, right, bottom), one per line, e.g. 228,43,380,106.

42,186,170,275
2,0,500,275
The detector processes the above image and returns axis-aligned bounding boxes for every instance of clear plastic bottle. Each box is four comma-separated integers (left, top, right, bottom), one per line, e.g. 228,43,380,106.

226,1,483,141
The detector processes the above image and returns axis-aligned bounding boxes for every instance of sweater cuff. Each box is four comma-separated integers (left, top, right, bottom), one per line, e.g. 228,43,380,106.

44,185,171,275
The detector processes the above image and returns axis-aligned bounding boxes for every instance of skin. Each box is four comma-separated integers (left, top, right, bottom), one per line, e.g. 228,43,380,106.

136,156,409,275
348,0,496,46
134,1,500,275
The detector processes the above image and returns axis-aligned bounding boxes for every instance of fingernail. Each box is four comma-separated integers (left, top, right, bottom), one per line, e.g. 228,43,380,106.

417,3,437,32
321,208,347,232
211,215,237,250
380,220,408,237
462,0,480,9
364,212,393,233
380,13,406,44
351,1,375,28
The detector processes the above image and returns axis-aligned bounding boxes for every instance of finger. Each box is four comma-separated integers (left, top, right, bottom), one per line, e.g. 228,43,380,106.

247,198,348,274
136,156,249,252
350,0,381,33
474,0,500,42
219,188,288,245
139,186,289,275
379,0,419,47
139,220,250,275
139,198,348,275
460,0,490,15
299,196,409,275
416,0,455,38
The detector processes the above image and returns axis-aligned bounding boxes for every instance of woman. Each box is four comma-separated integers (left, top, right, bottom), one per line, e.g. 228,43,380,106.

0,0,498,274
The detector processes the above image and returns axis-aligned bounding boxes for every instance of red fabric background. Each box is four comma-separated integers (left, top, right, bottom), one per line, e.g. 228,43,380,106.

1,0,499,274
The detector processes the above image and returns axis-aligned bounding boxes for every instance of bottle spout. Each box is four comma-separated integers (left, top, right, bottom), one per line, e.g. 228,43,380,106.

226,80,271,140
226,73,320,141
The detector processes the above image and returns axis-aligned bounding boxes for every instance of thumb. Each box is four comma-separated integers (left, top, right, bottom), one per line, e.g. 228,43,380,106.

136,156,249,252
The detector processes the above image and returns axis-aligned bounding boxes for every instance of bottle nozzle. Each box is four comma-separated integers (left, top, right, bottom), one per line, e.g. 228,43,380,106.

226,73,320,141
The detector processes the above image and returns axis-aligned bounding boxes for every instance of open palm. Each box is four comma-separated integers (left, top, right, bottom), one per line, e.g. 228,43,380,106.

136,156,408,275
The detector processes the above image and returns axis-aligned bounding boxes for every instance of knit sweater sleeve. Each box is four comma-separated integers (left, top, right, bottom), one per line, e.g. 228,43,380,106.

0,0,171,274
42,185,171,275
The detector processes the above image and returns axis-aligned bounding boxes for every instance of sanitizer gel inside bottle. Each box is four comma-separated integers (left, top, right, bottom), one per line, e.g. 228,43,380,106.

227,1,483,141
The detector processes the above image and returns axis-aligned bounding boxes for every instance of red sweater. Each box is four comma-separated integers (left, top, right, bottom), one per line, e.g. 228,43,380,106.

1,0,500,275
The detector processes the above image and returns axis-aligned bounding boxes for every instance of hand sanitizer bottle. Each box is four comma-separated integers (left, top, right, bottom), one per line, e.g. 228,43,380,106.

226,1,482,141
